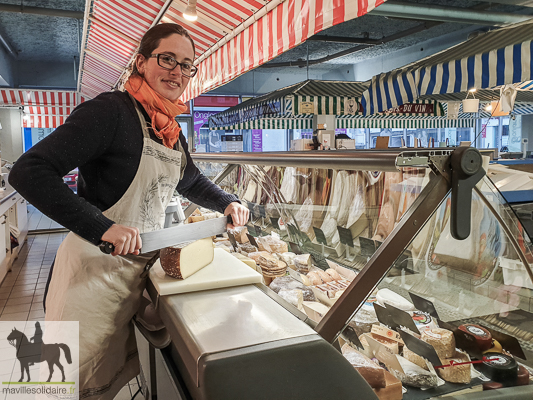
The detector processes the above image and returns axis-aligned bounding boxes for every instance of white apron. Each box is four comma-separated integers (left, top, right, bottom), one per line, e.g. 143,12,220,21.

45,98,185,400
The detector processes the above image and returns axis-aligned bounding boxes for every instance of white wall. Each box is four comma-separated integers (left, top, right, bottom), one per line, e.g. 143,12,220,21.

0,108,23,162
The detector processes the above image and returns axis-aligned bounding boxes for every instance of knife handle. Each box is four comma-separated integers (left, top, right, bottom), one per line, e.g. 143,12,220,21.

99,241,115,254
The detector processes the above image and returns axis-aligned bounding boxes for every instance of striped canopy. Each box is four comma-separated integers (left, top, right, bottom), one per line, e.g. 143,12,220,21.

361,19,533,116
78,0,385,102
209,79,368,129
0,89,87,128
211,117,314,130
336,116,475,129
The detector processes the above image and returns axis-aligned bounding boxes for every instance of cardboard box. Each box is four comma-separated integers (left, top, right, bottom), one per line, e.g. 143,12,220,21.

290,139,314,151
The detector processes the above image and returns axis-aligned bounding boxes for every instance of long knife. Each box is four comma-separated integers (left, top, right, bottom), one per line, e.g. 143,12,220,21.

98,215,232,254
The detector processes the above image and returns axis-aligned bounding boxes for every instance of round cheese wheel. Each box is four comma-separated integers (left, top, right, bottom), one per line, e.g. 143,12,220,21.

376,288,415,311
482,339,503,354
517,365,530,386
459,324,493,351
411,311,438,332
481,352,518,384
482,381,504,390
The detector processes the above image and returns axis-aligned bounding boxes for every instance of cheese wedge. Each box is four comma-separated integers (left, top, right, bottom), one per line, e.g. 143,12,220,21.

160,238,214,279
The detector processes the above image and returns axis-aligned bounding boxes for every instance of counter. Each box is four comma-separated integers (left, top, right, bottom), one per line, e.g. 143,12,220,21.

0,180,28,285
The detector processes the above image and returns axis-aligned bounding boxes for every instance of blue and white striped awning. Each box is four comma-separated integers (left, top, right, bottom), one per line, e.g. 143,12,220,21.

361,20,533,116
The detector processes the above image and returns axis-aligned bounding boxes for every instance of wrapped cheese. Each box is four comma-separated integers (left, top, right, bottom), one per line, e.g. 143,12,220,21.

256,235,289,254
316,270,333,283
278,289,304,310
238,242,258,256
421,328,455,359
437,350,471,384
391,355,439,388
280,252,296,267
294,254,312,273
325,268,342,281
306,272,322,286
341,344,387,389
231,252,257,269
269,276,315,301
228,226,249,243
376,288,415,311
160,238,214,279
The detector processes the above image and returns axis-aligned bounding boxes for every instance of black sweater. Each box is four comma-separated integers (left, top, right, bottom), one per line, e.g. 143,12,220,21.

9,91,238,245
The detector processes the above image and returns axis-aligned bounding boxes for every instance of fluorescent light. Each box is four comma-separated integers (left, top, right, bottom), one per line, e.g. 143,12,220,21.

183,0,198,21
485,104,493,111
468,88,477,93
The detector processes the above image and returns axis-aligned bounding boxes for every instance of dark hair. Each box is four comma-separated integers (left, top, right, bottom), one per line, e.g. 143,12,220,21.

131,23,196,76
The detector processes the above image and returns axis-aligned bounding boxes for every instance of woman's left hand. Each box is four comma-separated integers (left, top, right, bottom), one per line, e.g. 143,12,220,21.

224,202,249,228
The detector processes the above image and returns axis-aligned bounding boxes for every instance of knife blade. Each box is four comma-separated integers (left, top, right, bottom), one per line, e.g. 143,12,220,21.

99,215,232,254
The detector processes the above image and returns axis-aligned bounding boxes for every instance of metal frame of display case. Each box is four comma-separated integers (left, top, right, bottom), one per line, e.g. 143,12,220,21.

191,149,533,344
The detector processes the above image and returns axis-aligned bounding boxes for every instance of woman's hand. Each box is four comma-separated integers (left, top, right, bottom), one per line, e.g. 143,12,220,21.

101,224,142,256
224,202,249,228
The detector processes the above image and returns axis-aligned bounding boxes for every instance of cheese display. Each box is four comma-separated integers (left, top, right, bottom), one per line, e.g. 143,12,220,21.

341,344,387,389
238,242,258,255
376,288,415,311
325,268,342,281
160,238,214,279
421,328,455,359
437,350,471,384
231,252,257,269
458,324,492,351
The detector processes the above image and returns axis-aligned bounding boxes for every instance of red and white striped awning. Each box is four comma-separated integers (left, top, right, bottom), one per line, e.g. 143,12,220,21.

0,89,87,128
78,0,386,101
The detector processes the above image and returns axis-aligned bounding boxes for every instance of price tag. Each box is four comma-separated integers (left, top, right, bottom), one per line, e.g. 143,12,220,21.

341,325,364,350
289,242,303,255
254,225,263,237
270,217,280,230
246,233,259,248
246,225,258,237
257,205,266,218
313,227,328,246
337,226,354,247
409,292,440,319
373,303,400,330
398,330,441,367
286,224,298,237
309,251,329,269
227,231,238,251
384,303,420,334
301,232,313,245
359,237,377,256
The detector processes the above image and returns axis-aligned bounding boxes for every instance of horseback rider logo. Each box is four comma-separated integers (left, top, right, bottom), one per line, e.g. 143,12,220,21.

7,322,72,382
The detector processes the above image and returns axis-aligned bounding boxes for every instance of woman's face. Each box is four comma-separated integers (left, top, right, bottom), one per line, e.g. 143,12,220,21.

136,33,195,101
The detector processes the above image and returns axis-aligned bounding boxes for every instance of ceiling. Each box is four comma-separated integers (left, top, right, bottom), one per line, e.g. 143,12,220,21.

1,0,533,96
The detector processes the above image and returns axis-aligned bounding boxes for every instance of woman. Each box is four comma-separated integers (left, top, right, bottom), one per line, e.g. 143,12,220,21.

9,23,248,399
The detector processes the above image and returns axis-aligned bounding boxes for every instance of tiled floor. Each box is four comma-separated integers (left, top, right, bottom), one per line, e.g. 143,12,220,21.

0,210,142,399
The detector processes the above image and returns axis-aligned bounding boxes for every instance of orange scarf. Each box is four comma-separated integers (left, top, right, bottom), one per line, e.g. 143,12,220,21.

125,75,188,149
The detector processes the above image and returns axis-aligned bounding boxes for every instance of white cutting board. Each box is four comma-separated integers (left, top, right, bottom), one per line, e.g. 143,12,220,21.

149,248,262,296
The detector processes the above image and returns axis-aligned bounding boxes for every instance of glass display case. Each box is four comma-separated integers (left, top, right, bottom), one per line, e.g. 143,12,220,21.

187,148,533,399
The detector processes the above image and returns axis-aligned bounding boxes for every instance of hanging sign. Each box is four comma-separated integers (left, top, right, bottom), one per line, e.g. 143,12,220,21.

344,97,359,115
300,101,315,114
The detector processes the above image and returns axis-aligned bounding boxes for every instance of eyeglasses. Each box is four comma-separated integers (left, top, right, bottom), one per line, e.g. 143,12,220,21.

149,54,198,78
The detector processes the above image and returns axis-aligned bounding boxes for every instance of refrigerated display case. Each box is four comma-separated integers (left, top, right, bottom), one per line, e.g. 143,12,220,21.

147,148,533,400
